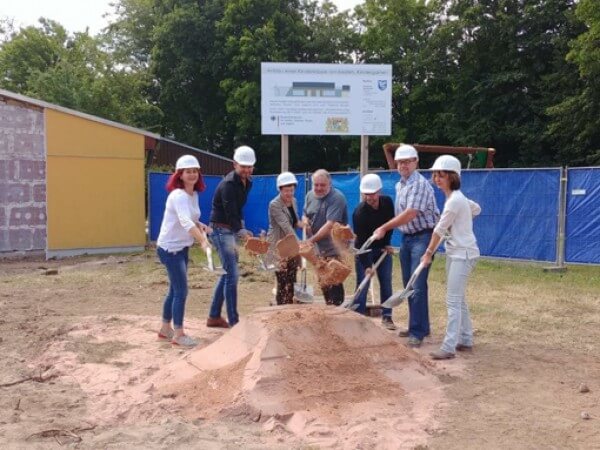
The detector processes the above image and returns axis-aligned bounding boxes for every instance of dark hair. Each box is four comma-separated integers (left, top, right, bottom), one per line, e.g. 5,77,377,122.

166,168,206,193
447,171,461,190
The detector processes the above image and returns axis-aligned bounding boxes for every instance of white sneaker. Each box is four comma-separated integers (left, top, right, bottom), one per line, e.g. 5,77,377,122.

171,335,199,347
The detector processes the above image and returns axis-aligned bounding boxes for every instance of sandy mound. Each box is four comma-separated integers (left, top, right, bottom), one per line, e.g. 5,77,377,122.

155,305,444,446
24,307,445,448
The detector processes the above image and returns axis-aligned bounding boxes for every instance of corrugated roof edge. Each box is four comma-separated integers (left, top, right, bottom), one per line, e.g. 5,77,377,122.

0,88,233,162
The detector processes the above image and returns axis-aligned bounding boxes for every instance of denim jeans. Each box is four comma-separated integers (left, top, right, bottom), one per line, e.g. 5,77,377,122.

354,248,393,318
399,231,433,340
157,246,189,329
440,257,477,353
208,227,240,326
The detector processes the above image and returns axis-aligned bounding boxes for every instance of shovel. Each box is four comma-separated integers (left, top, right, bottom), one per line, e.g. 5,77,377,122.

204,247,227,275
256,254,277,272
294,225,314,303
294,257,314,303
349,234,376,256
382,237,445,309
340,250,389,310
255,230,276,272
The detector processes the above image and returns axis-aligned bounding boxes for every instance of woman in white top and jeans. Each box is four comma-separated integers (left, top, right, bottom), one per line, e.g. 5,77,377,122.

421,155,481,360
156,155,211,347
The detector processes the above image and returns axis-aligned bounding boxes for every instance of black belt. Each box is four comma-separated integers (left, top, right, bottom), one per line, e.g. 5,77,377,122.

404,228,433,237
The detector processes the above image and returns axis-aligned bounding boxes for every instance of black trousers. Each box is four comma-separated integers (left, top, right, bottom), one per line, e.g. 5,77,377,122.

275,257,299,305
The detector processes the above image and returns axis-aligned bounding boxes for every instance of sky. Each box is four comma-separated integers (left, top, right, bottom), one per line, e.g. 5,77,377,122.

2,0,363,35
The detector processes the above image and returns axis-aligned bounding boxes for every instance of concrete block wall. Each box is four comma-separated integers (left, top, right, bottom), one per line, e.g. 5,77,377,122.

0,100,46,252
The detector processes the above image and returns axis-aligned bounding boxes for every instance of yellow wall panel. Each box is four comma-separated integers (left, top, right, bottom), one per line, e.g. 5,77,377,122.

46,109,142,159
45,109,146,250
46,157,145,250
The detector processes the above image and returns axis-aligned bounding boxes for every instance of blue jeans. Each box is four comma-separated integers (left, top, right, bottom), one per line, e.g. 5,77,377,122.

441,257,477,353
157,246,189,329
399,231,433,340
208,227,240,326
354,248,393,318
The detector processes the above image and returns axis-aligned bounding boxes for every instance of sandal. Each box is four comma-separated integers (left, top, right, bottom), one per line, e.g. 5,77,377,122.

171,335,199,347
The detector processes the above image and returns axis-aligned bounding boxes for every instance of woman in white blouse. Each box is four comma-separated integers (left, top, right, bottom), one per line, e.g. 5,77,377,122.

156,155,211,347
421,155,481,360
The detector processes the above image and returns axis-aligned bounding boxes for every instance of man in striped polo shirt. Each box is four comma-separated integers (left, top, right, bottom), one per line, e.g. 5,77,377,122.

373,144,440,347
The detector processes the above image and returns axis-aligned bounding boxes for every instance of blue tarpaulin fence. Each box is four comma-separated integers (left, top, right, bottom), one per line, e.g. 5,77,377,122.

566,167,600,264
148,167,599,264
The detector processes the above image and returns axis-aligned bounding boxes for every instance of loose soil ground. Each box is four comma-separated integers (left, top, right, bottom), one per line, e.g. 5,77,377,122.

0,250,598,449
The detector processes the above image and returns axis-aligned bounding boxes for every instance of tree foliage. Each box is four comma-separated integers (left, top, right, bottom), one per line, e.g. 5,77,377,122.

1,0,598,169
547,0,600,165
0,18,162,130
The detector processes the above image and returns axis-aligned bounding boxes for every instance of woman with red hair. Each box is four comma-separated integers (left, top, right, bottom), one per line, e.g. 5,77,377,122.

156,155,210,347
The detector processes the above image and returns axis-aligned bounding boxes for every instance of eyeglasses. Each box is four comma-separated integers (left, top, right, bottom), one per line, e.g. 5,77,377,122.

396,159,417,166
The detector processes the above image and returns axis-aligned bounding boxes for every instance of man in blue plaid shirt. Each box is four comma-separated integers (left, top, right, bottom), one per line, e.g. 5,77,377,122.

373,144,440,347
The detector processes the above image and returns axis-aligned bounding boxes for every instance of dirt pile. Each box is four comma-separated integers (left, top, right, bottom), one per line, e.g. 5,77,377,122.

156,305,443,445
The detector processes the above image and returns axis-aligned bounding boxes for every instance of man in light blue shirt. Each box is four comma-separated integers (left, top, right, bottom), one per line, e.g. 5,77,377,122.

374,145,439,347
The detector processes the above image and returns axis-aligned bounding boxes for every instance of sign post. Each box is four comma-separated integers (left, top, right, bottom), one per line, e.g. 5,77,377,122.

281,135,289,172
360,135,369,176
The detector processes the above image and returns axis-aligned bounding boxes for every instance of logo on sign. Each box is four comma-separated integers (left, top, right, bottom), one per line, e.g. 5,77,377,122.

377,80,387,91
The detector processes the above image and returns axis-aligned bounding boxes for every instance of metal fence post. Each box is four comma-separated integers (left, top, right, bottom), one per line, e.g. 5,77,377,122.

544,166,568,272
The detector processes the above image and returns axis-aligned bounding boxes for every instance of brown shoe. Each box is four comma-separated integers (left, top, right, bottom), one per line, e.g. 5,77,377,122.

456,344,473,352
206,317,229,328
430,349,455,360
398,329,410,337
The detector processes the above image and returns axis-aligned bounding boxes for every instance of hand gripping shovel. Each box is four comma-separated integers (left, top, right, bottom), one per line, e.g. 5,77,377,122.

204,247,227,275
382,237,445,309
340,250,388,309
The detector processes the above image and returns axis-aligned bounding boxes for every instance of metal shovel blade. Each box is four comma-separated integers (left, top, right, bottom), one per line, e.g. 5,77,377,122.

294,266,314,303
352,235,377,256
204,247,227,275
294,284,314,303
257,255,277,272
381,288,414,309
340,296,360,310
340,273,372,309
348,246,372,256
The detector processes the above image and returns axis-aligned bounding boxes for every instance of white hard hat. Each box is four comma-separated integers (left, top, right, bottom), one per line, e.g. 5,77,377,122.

431,155,461,176
233,145,256,166
175,154,200,170
360,173,383,194
276,171,298,188
394,144,418,160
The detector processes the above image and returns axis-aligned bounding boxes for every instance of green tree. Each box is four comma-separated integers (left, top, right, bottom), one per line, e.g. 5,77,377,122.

431,0,584,166
547,0,600,165
0,19,67,92
355,0,435,167
0,18,162,131
150,0,234,150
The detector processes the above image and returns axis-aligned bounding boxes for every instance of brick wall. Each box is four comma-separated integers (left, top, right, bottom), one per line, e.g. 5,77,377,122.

0,100,46,252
